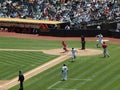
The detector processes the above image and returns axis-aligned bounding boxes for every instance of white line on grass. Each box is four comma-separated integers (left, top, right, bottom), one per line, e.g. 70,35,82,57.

47,78,92,90
47,81,61,89
48,88,77,90
69,78,92,81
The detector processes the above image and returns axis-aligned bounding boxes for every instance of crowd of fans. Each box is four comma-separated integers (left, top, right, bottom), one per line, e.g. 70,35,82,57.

0,0,120,26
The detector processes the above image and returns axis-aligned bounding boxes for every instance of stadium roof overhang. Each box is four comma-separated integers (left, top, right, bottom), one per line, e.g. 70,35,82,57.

0,18,65,28
0,18,63,25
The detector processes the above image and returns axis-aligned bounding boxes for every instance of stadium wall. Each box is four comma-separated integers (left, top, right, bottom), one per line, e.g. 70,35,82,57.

38,29,111,37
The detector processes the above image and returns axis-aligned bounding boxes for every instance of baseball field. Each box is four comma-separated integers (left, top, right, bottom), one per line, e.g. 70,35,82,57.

0,32,120,90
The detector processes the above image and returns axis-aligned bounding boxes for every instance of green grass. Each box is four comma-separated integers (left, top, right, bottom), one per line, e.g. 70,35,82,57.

0,51,57,80
10,53,120,90
0,36,96,49
0,36,120,90
0,37,60,49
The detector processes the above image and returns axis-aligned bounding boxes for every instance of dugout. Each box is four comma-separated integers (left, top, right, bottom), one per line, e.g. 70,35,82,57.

0,18,66,34
0,18,120,38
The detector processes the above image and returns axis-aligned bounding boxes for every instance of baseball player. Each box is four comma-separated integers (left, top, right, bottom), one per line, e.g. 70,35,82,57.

102,42,110,57
96,33,103,48
62,41,68,52
81,35,86,50
71,48,76,62
62,64,68,81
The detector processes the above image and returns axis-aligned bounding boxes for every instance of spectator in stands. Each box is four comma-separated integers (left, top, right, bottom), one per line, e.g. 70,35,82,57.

0,0,119,28
54,24,58,29
97,25,101,30
65,25,70,30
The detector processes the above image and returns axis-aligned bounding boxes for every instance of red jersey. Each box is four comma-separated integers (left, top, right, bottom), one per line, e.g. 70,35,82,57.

102,43,107,48
40,24,44,29
62,41,67,47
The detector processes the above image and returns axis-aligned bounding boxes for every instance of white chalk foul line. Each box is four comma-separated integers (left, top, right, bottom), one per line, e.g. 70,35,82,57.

47,78,92,90
47,81,61,89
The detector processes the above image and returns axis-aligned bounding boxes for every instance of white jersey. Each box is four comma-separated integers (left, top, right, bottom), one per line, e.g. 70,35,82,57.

97,34,103,43
62,66,68,73
71,49,76,57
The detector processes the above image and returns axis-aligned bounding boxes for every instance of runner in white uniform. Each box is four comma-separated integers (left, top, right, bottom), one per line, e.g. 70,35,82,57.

96,33,103,48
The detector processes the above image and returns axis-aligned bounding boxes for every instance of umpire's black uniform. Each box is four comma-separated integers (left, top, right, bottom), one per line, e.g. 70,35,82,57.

81,35,86,50
18,71,24,90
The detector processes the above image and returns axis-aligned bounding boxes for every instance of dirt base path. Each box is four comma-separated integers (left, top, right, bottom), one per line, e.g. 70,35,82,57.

0,48,102,90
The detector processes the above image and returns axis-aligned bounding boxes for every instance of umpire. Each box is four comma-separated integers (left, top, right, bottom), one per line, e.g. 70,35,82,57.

18,71,25,90
81,35,86,50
